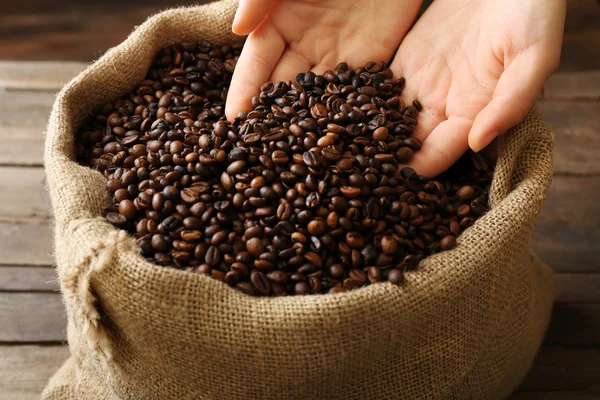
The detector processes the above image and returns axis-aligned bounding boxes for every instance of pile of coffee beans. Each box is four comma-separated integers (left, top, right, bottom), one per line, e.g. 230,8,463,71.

76,41,492,295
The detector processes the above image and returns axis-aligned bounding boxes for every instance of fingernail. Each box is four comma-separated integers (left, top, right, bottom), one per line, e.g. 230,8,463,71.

471,131,499,153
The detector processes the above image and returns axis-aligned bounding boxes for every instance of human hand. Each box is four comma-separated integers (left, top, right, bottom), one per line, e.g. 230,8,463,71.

390,0,566,177
225,0,423,121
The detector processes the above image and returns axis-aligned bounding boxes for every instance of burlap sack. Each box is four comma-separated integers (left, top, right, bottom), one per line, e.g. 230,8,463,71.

42,0,556,398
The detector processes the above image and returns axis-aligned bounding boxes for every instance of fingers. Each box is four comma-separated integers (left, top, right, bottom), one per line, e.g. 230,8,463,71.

270,47,312,83
409,103,447,144
225,23,286,121
468,50,558,152
232,0,276,35
404,117,471,177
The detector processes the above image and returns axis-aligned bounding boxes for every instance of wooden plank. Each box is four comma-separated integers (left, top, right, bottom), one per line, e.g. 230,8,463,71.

543,71,600,100
532,176,600,273
558,0,600,72
537,101,600,175
519,347,600,391
556,274,600,303
0,61,86,91
0,221,53,266
0,91,55,166
545,303,600,345
0,293,65,342
0,266,58,292
0,0,209,62
0,345,69,400
0,167,50,219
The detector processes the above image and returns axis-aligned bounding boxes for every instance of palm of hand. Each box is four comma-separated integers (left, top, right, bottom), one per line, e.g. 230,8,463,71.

255,1,406,78
390,0,565,177
225,0,421,121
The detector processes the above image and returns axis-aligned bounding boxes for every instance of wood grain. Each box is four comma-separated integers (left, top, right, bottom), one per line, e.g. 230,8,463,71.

0,91,55,166
0,266,58,292
545,303,600,345
0,221,53,266
559,0,600,72
0,62,87,91
0,345,69,400
0,167,50,220
532,176,600,273
543,71,600,100
0,293,66,342
537,101,600,175
556,273,600,303
0,0,211,62
519,347,600,391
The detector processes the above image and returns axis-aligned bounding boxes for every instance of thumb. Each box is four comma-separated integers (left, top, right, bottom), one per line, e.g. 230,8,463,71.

233,0,276,35
468,47,559,152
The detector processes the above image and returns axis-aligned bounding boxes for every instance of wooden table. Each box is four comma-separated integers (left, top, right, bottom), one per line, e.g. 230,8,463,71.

1,0,600,397
0,61,598,400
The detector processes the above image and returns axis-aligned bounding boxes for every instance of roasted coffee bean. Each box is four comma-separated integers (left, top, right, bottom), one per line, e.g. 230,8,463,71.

106,212,127,227
367,266,382,283
294,281,311,295
388,268,405,285
440,235,457,251
205,245,221,266
118,199,136,219
246,237,264,258
79,45,492,296
250,270,271,295
346,232,365,249
381,236,398,255
456,185,475,201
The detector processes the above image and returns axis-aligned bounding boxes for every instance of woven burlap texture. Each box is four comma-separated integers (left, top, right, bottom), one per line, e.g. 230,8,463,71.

42,0,556,399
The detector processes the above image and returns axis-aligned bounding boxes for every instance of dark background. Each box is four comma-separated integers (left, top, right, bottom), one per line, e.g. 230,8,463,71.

1,0,598,72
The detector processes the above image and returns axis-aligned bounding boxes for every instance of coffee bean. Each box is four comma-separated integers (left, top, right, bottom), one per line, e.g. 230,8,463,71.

106,212,127,227
236,282,256,296
304,252,323,268
346,232,365,249
367,266,382,283
181,230,202,242
205,245,221,266
456,185,475,201
340,186,361,198
372,127,389,142
227,160,247,175
294,281,311,295
267,270,289,284
381,236,398,255
151,234,169,252
388,269,404,285
403,137,422,151
118,199,136,219
250,270,271,295
349,269,367,284
246,237,264,258
440,235,457,251
307,219,327,236
395,147,414,163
